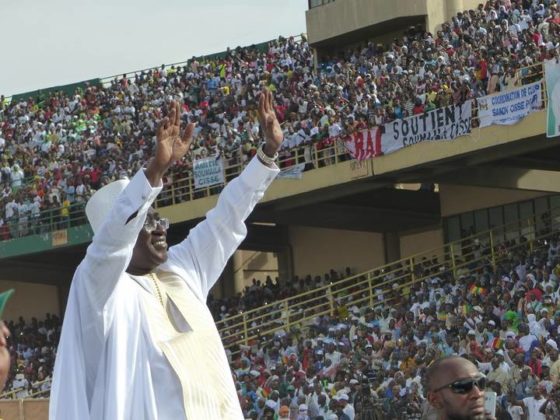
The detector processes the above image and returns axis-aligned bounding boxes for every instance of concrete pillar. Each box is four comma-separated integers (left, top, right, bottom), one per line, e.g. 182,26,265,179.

276,246,294,287
445,0,464,19
425,0,472,34
383,232,401,263
233,251,245,294
57,279,71,316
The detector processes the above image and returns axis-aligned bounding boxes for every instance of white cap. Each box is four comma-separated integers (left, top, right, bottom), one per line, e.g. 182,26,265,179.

546,339,558,351
86,179,129,233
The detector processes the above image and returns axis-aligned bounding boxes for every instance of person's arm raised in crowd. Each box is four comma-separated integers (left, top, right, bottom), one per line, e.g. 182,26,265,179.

164,88,283,299
503,349,514,367
76,102,194,313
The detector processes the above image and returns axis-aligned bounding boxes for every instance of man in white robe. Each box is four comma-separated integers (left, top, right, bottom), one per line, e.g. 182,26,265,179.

49,90,283,419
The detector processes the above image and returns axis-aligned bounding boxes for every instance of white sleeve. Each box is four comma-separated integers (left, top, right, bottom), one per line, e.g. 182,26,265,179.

164,157,279,299
74,169,162,312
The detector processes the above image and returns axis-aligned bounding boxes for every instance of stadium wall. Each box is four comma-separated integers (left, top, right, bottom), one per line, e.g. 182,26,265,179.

439,185,549,217
235,250,279,285
399,227,445,259
306,0,480,45
288,226,384,276
0,280,59,322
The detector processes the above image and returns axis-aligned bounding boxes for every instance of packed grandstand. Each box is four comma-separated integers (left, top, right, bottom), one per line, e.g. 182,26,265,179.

3,1,560,419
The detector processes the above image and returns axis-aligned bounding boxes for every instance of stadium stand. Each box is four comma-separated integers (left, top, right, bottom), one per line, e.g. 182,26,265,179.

2,0,558,240
3,205,560,419
4,1,560,419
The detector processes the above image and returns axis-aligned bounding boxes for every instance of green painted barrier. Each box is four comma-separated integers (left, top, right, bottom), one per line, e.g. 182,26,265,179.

0,224,93,259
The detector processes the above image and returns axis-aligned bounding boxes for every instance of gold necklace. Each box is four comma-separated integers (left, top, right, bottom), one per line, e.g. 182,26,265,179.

149,272,164,307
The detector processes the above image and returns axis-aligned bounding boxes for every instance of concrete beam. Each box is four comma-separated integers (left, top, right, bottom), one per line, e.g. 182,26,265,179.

440,166,560,193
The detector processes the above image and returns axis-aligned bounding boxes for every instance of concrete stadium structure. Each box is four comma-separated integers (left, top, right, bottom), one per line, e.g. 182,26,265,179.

1,1,560,415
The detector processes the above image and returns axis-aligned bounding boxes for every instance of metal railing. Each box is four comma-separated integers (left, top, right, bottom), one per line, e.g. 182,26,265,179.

154,140,350,207
0,202,88,241
0,378,51,399
216,205,560,356
0,142,349,243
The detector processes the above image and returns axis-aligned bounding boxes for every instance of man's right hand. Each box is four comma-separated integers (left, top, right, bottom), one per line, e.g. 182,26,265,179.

146,100,195,186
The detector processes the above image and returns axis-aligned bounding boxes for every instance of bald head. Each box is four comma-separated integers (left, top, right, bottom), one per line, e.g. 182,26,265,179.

426,356,486,420
425,356,472,391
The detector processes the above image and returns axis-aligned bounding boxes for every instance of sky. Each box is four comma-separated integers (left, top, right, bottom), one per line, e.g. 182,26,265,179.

1,0,308,96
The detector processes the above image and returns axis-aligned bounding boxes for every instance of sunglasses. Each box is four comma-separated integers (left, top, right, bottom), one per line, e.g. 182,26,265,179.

433,375,486,394
143,217,170,233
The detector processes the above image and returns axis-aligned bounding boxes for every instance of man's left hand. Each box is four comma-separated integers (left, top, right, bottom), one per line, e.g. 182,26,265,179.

257,88,283,156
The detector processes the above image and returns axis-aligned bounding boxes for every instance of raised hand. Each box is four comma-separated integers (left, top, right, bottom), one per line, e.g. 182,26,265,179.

257,88,283,156
146,101,195,186
155,100,195,171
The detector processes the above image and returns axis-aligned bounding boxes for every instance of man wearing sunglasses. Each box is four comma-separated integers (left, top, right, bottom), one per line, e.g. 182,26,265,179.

426,356,496,420
50,89,283,420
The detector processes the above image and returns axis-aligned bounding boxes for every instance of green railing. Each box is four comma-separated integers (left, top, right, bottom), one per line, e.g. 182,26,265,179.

1,202,87,239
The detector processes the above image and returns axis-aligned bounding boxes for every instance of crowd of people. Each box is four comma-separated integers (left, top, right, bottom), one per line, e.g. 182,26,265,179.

217,230,560,419
208,267,353,322
3,314,59,400
4,1,560,418
2,0,559,241
4,226,560,420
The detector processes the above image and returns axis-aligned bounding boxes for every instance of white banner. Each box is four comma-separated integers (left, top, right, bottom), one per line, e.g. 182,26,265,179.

545,59,560,138
381,101,472,155
193,157,224,189
477,81,542,128
277,163,306,179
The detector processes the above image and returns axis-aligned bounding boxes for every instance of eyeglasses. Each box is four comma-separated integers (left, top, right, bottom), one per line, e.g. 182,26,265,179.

433,375,486,394
143,217,169,232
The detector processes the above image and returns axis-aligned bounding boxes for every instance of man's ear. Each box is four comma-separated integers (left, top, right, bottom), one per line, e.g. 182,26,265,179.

428,390,443,409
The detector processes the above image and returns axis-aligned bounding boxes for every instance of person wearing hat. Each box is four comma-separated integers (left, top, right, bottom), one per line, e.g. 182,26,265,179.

331,396,352,420
278,405,290,420
337,393,355,420
297,403,310,420
50,90,283,420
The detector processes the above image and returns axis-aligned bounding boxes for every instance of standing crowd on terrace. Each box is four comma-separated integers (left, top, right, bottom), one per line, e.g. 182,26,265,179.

2,0,559,240
3,1,560,419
